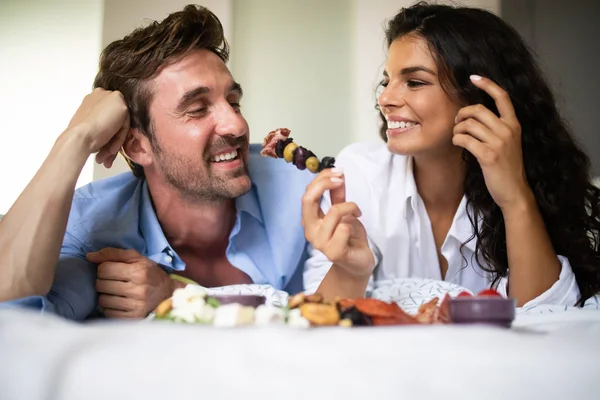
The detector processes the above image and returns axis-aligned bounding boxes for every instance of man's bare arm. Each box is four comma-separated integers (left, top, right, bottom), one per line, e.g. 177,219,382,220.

0,89,130,301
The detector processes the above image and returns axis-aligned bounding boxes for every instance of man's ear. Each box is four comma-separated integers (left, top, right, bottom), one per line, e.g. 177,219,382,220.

123,128,153,168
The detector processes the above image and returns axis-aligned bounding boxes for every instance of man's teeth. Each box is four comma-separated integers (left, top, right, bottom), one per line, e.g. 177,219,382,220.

212,150,238,162
387,120,418,129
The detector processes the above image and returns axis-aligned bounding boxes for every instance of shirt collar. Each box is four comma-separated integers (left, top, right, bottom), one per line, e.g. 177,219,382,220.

235,183,263,224
141,181,263,235
402,156,419,218
138,180,264,269
139,180,184,270
446,196,478,253
402,156,477,253
139,180,170,256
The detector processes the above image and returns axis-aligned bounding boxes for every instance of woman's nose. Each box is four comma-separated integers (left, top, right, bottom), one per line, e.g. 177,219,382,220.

377,83,405,113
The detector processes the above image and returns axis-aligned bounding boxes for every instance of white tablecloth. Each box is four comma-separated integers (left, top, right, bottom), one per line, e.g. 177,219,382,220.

2,280,600,400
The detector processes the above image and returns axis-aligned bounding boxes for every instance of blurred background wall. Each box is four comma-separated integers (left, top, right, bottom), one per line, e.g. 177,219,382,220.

1,0,598,214
0,0,103,213
503,0,600,178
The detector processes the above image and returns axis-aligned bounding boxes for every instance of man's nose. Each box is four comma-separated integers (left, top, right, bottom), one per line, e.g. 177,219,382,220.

214,102,247,138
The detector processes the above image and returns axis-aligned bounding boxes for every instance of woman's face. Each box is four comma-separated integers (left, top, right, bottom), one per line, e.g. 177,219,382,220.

377,34,462,158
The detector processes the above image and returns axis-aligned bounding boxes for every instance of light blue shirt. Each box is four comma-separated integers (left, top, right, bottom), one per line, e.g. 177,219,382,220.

4,144,314,320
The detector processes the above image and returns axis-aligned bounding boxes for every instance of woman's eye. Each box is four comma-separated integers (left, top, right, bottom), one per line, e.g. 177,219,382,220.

379,80,389,88
407,80,426,88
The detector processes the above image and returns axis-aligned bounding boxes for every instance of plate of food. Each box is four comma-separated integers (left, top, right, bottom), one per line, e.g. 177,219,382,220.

370,278,470,313
289,287,515,327
151,281,516,329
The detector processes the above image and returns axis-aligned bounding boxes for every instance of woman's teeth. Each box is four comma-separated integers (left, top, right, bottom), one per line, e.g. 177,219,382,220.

212,149,238,162
387,120,418,129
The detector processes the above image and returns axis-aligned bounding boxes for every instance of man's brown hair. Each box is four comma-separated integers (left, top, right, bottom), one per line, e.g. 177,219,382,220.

93,4,229,178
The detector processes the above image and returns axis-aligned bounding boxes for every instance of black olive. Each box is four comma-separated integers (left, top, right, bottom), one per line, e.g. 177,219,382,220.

293,146,310,170
339,306,373,326
318,156,336,171
275,138,293,158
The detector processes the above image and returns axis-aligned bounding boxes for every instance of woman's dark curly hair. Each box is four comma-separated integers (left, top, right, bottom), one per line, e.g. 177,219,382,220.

378,2,600,305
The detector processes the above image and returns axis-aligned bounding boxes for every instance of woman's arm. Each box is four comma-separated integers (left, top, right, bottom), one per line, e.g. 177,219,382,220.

301,167,376,301
0,89,129,301
453,76,560,306
315,263,373,300
501,192,560,305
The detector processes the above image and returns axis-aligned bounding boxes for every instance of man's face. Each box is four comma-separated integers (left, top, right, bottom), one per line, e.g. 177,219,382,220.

146,49,251,202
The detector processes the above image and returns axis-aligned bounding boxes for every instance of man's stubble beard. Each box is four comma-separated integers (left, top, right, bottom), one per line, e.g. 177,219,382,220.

152,141,251,203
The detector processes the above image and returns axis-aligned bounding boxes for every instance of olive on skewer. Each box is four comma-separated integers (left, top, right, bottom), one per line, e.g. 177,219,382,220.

261,128,336,173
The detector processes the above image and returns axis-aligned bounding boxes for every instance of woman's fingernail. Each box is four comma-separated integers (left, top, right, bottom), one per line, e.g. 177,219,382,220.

470,75,482,81
330,167,344,175
330,177,344,183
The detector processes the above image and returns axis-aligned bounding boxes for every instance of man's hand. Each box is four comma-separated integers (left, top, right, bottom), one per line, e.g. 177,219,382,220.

86,248,175,318
67,88,130,169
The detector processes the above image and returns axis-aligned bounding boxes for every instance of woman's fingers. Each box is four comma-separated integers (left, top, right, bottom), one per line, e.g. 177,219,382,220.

302,168,345,225
323,220,354,262
452,131,489,162
453,117,499,146
329,169,346,205
317,202,362,242
468,75,520,131
307,202,361,248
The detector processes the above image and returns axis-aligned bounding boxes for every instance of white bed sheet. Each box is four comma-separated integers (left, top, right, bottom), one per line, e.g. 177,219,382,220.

2,279,600,400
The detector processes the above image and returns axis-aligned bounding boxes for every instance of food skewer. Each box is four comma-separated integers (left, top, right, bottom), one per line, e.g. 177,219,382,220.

260,128,335,173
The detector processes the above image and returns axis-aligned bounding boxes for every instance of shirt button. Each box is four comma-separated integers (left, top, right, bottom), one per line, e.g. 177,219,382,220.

163,255,173,264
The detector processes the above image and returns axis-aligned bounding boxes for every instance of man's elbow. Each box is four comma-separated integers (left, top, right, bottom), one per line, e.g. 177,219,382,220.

0,279,50,302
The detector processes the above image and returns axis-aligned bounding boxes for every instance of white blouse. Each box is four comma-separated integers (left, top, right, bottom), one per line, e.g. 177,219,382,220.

303,142,581,307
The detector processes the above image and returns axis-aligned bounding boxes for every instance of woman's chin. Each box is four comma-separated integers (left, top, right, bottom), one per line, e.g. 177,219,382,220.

386,139,422,156
386,136,458,159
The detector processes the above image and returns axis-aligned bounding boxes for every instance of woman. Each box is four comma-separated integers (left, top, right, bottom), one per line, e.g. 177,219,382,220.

302,2,600,307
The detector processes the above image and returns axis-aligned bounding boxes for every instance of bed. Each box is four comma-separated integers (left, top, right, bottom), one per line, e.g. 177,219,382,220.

1,280,599,400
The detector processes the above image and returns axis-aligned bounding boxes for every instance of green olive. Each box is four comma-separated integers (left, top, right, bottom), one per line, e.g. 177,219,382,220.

306,156,320,173
283,142,299,163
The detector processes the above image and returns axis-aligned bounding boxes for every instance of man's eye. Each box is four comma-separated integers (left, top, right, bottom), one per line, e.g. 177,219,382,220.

188,108,207,116
230,103,241,111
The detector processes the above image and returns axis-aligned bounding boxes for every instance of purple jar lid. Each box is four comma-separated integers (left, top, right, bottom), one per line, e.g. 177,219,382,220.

210,294,266,308
450,297,517,328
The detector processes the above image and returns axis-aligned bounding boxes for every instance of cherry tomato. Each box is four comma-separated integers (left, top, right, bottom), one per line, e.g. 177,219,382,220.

456,291,473,298
477,288,502,297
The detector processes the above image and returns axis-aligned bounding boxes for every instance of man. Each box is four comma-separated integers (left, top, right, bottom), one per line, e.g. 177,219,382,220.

0,5,313,320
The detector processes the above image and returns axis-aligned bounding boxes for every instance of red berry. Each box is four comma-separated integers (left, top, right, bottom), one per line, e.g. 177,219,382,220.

477,289,502,297
456,291,473,298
